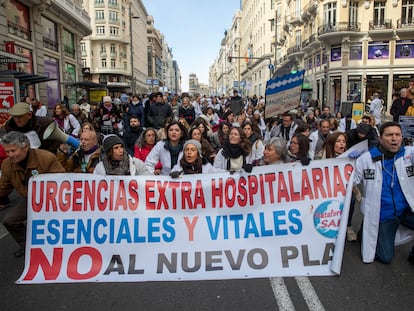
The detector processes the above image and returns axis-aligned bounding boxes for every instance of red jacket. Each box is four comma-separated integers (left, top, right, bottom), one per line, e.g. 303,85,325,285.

0,145,7,167
134,144,162,170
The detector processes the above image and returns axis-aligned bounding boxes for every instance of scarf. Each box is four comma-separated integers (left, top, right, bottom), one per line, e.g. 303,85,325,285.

180,157,203,174
165,141,183,168
84,144,99,155
248,133,257,145
222,140,247,171
55,118,64,129
315,130,328,154
222,141,245,159
103,152,130,175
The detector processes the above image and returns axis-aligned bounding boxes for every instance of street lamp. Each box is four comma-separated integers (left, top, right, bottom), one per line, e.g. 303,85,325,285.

129,4,139,94
268,9,278,72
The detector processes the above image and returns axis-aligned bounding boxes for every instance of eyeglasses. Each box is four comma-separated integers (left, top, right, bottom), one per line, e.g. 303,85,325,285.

290,141,299,145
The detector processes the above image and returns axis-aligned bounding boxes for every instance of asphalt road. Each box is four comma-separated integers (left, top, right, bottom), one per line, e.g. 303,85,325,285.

1,196,413,311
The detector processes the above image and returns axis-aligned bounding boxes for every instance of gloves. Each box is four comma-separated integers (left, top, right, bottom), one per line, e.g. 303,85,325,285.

243,163,253,173
300,157,311,166
169,171,182,178
348,150,362,159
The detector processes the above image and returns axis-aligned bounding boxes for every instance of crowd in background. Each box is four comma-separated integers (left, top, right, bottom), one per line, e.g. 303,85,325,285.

1,87,414,262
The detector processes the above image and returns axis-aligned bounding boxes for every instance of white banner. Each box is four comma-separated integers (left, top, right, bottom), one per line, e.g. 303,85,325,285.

17,158,354,284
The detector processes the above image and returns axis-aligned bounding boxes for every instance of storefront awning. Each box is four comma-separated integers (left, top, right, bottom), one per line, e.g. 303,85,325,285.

0,50,28,64
0,70,55,84
65,81,106,89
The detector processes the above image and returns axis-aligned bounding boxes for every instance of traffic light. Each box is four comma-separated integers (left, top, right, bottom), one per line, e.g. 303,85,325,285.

228,55,232,63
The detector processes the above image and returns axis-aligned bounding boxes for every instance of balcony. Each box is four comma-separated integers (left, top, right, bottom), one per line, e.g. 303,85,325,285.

308,33,320,49
64,45,75,58
94,67,129,75
51,0,92,35
7,21,31,41
287,45,305,60
368,19,394,39
43,37,59,52
285,11,303,27
301,1,318,23
318,22,362,42
396,18,414,39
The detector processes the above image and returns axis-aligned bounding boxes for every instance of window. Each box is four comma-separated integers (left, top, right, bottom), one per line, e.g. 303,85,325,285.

63,29,75,58
42,17,58,51
295,0,302,17
373,1,386,24
109,26,119,35
349,1,358,27
95,0,104,4
96,26,105,34
295,30,301,48
7,0,31,40
402,0,414,24
100,44,106,53
109,11,118,22
350,42,362,60
101,59,107,68
324,2,337,26
110,44,116,53
96,10,104,20
271,0,275,10
109,0,118,6
111,59,116,68
81,42,86,52
81,59,87,68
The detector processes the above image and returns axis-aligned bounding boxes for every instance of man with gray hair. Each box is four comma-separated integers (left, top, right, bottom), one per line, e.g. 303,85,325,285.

0,131,65,258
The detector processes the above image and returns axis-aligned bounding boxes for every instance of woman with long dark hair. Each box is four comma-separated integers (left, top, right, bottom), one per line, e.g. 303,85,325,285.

145,121,187,175
53,103,81,138
213,127,252,172
210,121,231,151
288,133,310,162
242,121,264,166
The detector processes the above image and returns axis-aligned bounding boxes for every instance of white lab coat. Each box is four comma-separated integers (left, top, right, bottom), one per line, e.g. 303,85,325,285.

145,140,183,175
353,147,414,263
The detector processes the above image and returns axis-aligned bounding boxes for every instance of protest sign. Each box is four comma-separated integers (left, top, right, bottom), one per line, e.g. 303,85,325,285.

265,70,305,118
17,158,354,284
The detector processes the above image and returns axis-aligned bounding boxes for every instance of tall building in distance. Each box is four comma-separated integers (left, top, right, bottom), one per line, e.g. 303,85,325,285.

189,73,199,94
81,0,149,96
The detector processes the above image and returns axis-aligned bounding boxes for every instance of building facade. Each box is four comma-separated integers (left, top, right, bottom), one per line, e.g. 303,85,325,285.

81,0,148,97
1,0,91,107
211,0,414,115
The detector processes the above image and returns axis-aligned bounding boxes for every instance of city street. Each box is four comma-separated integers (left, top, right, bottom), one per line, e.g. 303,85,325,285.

1,191,413,311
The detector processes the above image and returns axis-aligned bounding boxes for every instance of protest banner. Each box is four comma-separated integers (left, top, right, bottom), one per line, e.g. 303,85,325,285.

17,158,354,284
265,69,305,118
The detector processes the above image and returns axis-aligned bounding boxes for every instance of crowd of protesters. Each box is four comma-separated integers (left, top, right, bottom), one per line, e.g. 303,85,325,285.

0,88,414,265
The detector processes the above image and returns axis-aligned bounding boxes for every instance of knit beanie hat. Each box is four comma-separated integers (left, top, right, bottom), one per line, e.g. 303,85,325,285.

103,134,124,153
183,139,202,156
103,95,112,103
357,123,371,136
